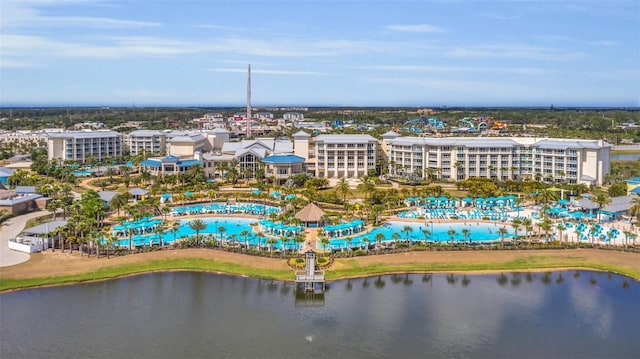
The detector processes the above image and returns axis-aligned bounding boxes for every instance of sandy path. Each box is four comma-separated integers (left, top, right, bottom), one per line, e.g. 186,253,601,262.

1,247,638,281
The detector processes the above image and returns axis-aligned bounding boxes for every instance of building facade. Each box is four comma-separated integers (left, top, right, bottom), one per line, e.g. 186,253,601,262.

313,134,378,179
201,138,295,180
127,130,166,156
383,134,610,186
47,131,123,163
140,155,202,176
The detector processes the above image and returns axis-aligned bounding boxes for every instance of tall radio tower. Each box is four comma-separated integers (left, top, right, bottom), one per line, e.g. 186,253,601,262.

246,64,252,138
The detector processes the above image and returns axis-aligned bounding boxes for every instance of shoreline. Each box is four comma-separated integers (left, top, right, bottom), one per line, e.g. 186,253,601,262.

1,248,638,292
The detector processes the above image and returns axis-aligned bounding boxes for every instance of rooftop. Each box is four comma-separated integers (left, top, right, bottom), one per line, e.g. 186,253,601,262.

262,155,305,164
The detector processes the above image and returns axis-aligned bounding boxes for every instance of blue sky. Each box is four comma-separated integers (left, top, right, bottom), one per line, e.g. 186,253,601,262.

1,0,639,107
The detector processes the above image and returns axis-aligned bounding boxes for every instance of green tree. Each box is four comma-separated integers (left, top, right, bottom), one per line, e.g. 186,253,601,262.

188,219,207,246
592,190,611,223
447,228,457,246
497,227,509,248
335,177,351,203
402,225,413,248
461,228,470,244
375,232,385,252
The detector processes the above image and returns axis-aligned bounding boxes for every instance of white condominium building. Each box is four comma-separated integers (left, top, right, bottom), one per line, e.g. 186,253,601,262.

383,133,610,186
313,134,378,179
47,131,123,163
127,130,166,156
166,131,212,158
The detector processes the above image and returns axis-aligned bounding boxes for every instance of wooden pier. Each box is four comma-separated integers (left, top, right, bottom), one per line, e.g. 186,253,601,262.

295,251,325,292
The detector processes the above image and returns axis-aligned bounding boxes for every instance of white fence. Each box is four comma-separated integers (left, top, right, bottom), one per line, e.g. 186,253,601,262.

8,236,49,253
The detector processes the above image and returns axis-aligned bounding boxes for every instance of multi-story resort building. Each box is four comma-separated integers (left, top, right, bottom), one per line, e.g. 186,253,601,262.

127,130,167,156
43,128,611,186
382,132,610,186
313,134,378,179
200,138,298,180
47,131,123,163
166,131,211,157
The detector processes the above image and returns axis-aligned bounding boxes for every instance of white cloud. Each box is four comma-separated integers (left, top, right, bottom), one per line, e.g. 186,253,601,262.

386,24,446,33
359,65,550,75
1,0,160,29
207,68,325,76
533,35,620,47
444,44,585,61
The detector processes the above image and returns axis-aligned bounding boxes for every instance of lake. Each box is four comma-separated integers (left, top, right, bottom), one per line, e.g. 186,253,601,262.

611,153,640,161
1,271,638,359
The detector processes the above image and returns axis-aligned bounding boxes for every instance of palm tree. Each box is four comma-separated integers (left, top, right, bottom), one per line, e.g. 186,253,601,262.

497,227,508,248
127,227,136,251
320,236,330,254
461,228,470,244
556,223,566,243
280,236,290,257
266,237,278,256
256,232,265,252
345,236,353,256
154,225,165,246
239,229,250,252
447,228,457,246
375,232,385,252
335,177,351,203
217,225,226,246
169,221,180,246
188,219,207,246
402,225,413,248
592,190,611,223
538,218,552,244
107,234,117,259
522,218,533,241
511,218,522,241
391,232,401,248
293,233,306,256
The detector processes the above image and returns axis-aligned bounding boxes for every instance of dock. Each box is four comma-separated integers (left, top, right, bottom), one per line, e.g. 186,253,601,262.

295,251,325,292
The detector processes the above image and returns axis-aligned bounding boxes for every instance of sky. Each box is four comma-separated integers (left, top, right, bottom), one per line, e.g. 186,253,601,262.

1,0,639,107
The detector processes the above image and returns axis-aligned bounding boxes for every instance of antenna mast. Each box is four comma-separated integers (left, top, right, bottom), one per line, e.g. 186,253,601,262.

246,64,252,138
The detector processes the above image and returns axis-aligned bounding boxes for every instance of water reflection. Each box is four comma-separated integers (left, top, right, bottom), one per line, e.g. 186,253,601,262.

0,271,637,359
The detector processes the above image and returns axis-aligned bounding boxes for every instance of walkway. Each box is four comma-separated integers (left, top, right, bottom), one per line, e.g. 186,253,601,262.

0,210,54,267
302,228,318,252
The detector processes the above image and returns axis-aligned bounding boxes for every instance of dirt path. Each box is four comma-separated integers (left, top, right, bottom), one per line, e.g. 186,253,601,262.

1,247,638,281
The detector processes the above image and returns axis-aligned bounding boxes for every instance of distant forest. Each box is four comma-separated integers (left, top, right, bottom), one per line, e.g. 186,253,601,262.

0,106,639,144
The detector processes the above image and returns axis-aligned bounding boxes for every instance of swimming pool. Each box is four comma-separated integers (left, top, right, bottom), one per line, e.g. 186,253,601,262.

112,217,296,250
171,203,281,216
324,221,514,250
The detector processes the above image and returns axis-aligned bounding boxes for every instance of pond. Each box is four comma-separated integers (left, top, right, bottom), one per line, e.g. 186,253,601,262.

1,271,638,358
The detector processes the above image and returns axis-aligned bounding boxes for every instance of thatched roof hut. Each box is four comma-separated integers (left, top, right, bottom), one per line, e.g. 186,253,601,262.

295,202,325,228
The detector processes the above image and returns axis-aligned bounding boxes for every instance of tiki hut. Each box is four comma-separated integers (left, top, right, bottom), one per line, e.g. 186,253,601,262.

295,202,325,228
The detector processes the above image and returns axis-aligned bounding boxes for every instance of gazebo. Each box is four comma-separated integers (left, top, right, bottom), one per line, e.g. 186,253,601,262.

295,202,325,228
128,188,148,202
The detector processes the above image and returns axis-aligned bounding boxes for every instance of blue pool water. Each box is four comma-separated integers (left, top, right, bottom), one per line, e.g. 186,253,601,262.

114,217,296,250
326,221,513,249
112,217,513,251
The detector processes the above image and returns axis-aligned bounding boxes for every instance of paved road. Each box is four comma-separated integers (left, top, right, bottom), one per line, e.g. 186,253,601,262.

0,210,53,267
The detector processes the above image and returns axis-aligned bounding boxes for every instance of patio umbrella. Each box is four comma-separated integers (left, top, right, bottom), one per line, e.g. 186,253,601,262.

557,199,569,205
184,191,194,197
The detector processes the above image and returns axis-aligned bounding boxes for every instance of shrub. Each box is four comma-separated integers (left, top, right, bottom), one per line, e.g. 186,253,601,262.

316,256,330,267
288,258,305,268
